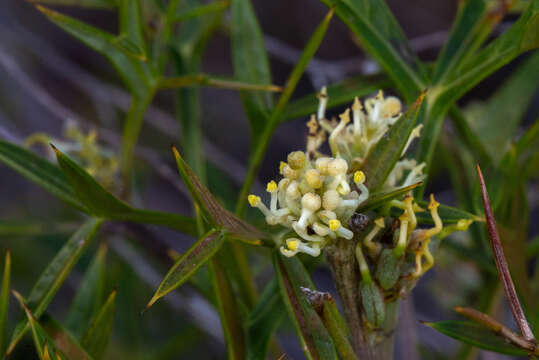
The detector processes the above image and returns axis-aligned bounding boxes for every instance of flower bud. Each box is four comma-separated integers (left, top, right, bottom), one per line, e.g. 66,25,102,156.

287,151,306,170
375,249,402,290
359,281,385,327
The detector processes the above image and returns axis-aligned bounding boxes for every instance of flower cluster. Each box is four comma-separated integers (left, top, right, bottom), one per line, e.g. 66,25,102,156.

26,121,119,190
249,89,426,257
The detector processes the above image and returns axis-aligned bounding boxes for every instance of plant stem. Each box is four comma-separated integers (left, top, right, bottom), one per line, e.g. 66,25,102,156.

327,237,399,360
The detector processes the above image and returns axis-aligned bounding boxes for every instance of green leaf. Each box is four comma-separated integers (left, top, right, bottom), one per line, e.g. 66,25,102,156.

66,243,107,339
432,0,503,84
40,314,93,360
11,291,65,360
431,0,539,109
392,201,483,225
81,289,116,360
423,321,529,356
172,146,266,244
465,51,539,163
119,0,146,59
174,0,229,22
35,4,154,97
362,92,425,191
53,146,198,235
6,219,103,356
210,257,246,359
281,74,391,123
320,0,425,102
146,230,225,309
357,182,421,212
158,74,282,92
31,0,116,9
274,252,338,360
231,0,273,138
0,140,87,212
236,9,334,217
0,251,10,354
318,294,355,360
245,279,285,360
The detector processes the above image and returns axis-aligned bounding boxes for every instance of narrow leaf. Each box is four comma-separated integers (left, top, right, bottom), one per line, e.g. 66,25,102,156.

477,165,536,342
35,4,153,97
11,291,64,360
410,201,483,225
146,230,225,309
53,145,198,235
0,140,87,212
245,279,285,360
119,0,146,59
30,0,116,9
231,0,273,137
158,74,282,92
41,314,93,360
174,0,229,22
320,0,425,102
6,219,102,356
281,74,391,123
0,251,10,354
172,146,265,244
81,289,116,360
317,292,355,360
274,252,338,360
357,182,421,212
66,243,107,339
423,320,530,356
210,257,246,359
362,92,425,191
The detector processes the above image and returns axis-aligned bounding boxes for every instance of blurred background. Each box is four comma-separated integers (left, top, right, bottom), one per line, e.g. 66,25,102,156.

0,0,538,358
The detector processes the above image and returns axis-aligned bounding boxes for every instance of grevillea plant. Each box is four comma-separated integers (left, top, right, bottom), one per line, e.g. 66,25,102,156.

0,0,537,359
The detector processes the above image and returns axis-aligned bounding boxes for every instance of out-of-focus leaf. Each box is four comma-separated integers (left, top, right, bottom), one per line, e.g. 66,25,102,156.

432,0,508,84
281,75,391,123
0,140,87,212
515,116,539,168
41,314,93,360
231,0,273,138
318,293,355,360
245,279,285,360
236,9,334,217
6,219,102,356
158,74,282,92
319,0,425,102
431,0,539,110
53,146,198,235
423,321,529,356
0,251,10,354
172,146,265,244
35,4,154,97
174,0,229,21
11,291,65,360
31,0,116,9
357,182,421,212
465,52,539,162
81,289,116,360
395,201,483,225
210,257,246,359
362,92,425,191
66,243,107,339
0,220,76,237
146,230,225,309
119,0,146,59
274,252,338,360
448,106,492,166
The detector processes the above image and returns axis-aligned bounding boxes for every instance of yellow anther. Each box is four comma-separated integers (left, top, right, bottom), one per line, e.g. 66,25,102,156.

248,195,261,207
287,239,299,251
279,161,287,174
329,219,341,231
428,194,440,210
353,170,365,184
338,108,351,125
266,180,278,193
374,217,385,228
352,96,362,111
